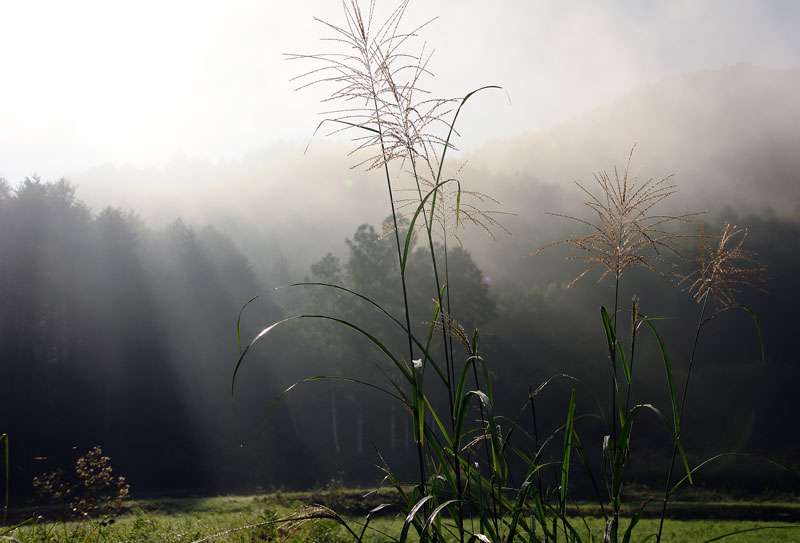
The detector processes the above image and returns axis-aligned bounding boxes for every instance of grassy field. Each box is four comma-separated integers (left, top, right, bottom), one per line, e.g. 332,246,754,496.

5,491,800,543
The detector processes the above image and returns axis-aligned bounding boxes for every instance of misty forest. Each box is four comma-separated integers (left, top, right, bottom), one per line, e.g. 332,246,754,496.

2,2,800,543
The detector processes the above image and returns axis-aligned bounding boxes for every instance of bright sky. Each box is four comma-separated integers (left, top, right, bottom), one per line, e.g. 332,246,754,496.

1,0,799,182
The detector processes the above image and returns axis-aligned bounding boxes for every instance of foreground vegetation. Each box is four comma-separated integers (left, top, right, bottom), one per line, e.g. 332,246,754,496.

5,492,800,543
230,2,800,543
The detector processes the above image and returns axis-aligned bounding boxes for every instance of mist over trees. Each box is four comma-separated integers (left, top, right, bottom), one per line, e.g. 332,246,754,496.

3,64,800,500
3,173,799,499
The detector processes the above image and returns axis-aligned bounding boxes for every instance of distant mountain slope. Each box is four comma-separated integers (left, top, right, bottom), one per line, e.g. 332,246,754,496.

467,63,800,216
69,64,799,283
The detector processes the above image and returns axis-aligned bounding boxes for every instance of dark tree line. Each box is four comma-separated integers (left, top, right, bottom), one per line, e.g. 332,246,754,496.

0,178,283,497
2,177,799,499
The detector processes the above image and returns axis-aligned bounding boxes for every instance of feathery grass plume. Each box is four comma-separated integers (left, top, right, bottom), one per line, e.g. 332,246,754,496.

680,222,768,308
287,0,456,171
395,160,512,245
430,305,473,356
290,1,509,247
534,145,696,286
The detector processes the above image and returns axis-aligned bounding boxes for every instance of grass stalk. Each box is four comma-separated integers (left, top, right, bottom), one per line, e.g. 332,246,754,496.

1,433,7,527
610,274,621,543
656,294,709,543
226,6,784,543
367,78,429,512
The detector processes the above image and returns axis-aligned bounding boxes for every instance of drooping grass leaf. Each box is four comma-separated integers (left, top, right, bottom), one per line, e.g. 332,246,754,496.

669,452,800,497
239,282,449,383
738,304,765,362
357,504,395,543
624,403,693,487
401,178,460,276
464,390,503,478
399,496,433,543
232,314,413,397
572,430,608,521
700,304,765,362
701,525,800,543
435,86,503,186
422,500,458,535
505,480,531,543
621,499,651,543
296,282,449,381
236,295,260,355
639,315,680,433
262,375,409,429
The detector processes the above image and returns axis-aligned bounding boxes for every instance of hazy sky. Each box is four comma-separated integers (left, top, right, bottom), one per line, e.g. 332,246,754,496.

1,0,799,182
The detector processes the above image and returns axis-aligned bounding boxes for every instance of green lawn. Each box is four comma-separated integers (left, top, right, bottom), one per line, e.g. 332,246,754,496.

5,494,800,543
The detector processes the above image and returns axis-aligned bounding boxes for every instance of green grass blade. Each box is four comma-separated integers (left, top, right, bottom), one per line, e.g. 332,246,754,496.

621,500,650,543
236,295,260,355
401,179,459,276
505,481,531,543
669,452,800,497
263,375,409,427
466,390,503,478
1,433,7,528
738,304,765,362
455,186,462,226
435,86,503,185
424,394,453,449
357,504,395,543
399,496,433,543
639,315,680,433
702,525,800,542
572,430,608,521
425,285,445,358
531,491,552,541
547,505,585,543
532,373,607,428
454,355,482,440
295,282,449,382
559,390,577,521
232,314,413,396
617,339,631,385
627,403,694,486
422,499,458,534
601,305,616,359
700,304,765,362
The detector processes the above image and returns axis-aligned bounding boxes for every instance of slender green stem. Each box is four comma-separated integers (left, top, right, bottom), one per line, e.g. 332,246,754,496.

610,273,621,543
623,297,639,417
407,148,465,541
656,295,709,543
369,92,427,514
2,433,8,527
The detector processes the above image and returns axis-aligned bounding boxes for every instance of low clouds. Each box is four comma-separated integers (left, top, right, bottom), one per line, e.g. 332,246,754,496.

1,1,799,181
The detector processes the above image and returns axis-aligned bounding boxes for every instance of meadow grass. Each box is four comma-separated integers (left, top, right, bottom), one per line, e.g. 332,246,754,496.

6,493,800,543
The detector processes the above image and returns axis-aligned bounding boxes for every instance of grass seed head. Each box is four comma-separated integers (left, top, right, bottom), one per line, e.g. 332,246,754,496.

680,222,768,308
288,0,456,171
291,1,508,244
534,144,697,286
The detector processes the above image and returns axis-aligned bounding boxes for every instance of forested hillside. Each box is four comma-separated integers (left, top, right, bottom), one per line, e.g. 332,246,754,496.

3,64,800,499
2,174,798,498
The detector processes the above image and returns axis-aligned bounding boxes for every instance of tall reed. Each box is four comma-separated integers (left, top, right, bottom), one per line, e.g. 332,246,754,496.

655,222,768,543
228,3,797,543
